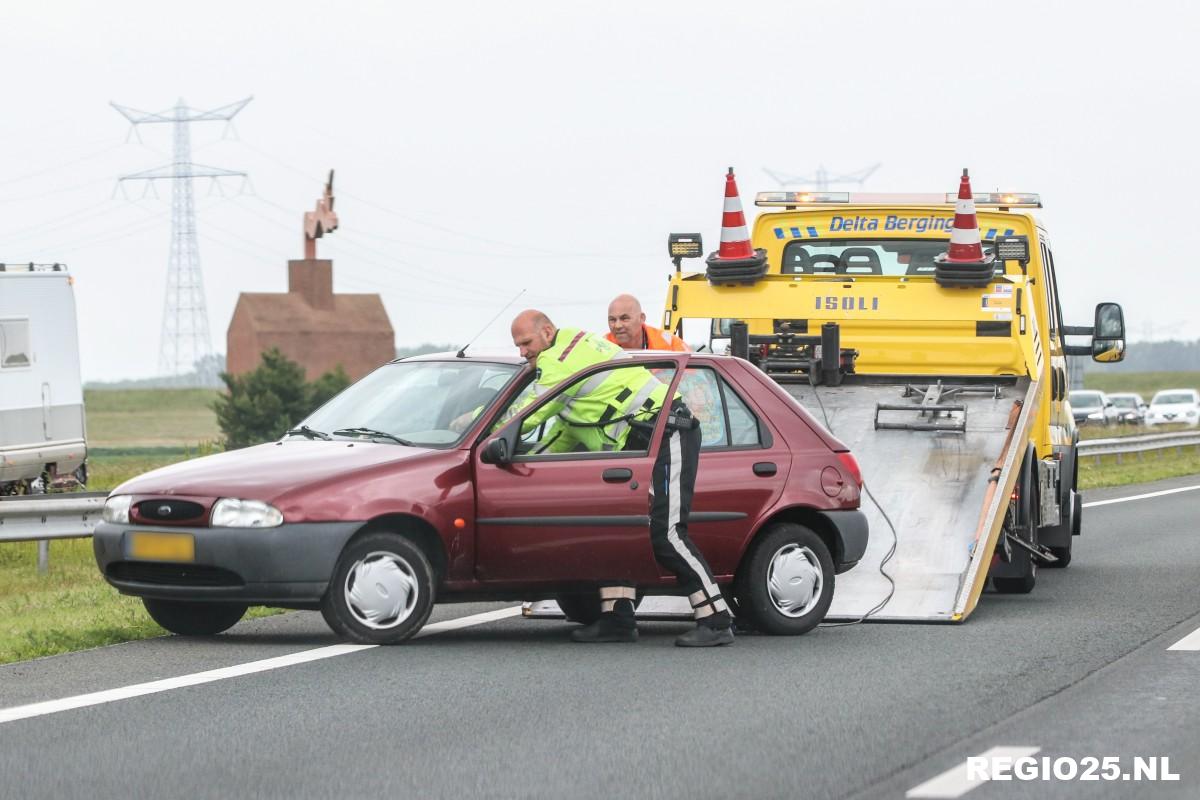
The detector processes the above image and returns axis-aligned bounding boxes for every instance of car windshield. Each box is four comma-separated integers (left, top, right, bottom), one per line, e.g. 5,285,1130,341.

780,238,1006,277
299,360,522,447
1109,396,1139,409
1152,392,1196,405
1069,391,1103,410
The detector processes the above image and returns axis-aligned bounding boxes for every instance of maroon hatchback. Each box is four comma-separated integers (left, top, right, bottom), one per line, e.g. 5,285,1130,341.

94,352,867,644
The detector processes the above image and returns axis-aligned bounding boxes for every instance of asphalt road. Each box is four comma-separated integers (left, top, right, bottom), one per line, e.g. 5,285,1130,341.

2,475,1199,799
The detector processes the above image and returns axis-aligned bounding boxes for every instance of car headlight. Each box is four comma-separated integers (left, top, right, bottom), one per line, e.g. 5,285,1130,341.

102,495,132,524
1188,411,1197,418
211,498,284,528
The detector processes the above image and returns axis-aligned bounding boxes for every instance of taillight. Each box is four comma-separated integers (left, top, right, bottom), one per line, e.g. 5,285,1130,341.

835,451,863,488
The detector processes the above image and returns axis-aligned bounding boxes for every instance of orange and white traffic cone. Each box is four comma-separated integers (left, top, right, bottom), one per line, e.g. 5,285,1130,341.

934,168,995,287
706,167,767,283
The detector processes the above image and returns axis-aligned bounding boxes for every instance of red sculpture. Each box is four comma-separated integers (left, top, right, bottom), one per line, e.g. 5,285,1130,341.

303,170,338,259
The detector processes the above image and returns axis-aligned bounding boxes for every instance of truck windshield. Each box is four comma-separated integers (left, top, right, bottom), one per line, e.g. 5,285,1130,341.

781,239,1002,277
299,360,522,447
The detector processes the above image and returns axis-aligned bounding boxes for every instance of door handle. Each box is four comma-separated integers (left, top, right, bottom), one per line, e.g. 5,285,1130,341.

752,462,777,477
602,468,633,483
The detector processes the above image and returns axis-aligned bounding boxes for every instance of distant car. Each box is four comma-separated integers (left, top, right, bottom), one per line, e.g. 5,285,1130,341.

1106,392,1147,425
1067,390,1118,427
92,352,868,644
1144,389,1200,427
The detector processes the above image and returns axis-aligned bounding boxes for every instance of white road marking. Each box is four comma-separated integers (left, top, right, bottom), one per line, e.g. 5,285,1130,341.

906,746,1041,799
0,605,523,725
1167,624,1200,651
1083,484,1200,509
415,605,523,636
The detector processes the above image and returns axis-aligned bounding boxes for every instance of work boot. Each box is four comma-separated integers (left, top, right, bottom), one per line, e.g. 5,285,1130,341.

570,613,638,643
675,623,735,648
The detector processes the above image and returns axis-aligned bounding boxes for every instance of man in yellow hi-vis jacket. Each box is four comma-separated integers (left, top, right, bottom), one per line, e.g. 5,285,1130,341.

508,309,734,647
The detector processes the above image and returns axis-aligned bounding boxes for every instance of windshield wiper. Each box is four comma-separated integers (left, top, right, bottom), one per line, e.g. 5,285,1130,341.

284,425,332,441
332,427,416,446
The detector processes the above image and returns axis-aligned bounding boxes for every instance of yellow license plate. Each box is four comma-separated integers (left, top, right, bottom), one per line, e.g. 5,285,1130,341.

128,532,195,562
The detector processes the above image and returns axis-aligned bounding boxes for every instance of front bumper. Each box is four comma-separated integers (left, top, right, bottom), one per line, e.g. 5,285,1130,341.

93,521,361,605
815,509,869,573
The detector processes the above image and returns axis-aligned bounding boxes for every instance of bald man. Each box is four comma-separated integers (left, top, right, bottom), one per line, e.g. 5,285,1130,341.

605,294,689,352
502,309,733,647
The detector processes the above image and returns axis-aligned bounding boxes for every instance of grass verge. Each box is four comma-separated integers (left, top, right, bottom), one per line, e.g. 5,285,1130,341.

85,388,221,448
0,539,282,667
1079,446,1200,490
1083,371,1200,398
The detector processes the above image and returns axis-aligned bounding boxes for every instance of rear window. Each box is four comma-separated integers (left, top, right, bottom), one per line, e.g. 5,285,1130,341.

781,239,1006,277
1068,391,1103,409
1152,392,1197,405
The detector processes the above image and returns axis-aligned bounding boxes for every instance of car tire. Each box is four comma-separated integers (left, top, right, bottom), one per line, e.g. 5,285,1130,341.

143,598,247,636
320,532,436,645
555,593,603,625
735,522,834,636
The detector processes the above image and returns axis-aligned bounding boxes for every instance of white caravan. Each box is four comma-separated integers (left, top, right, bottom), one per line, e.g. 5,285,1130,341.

0,263,87,492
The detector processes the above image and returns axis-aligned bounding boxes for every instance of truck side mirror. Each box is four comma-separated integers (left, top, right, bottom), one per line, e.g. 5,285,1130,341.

1091,302,1125,363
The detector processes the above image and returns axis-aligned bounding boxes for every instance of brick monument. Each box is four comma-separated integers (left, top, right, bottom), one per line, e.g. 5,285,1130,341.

226,171,394,381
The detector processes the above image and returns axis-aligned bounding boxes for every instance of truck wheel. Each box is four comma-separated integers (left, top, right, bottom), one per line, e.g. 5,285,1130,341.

735,522,834,635
993,465,1038,593
555,593,602,625
992,571,1036,594
143,598,247,636
320,532,436,644
1047,542,1072,568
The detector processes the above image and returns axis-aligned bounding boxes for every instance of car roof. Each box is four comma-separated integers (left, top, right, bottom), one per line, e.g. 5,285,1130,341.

394,350,730,366
1106,392,1142,399
1151,388,1200,398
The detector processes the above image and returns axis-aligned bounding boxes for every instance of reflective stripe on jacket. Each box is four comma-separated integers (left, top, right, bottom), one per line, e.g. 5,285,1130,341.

521,327,669,451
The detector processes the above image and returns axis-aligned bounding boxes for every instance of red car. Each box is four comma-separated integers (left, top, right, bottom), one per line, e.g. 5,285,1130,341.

93,352,867,643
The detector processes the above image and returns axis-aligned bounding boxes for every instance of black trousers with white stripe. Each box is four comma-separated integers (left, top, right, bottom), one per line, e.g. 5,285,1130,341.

645,404,730,627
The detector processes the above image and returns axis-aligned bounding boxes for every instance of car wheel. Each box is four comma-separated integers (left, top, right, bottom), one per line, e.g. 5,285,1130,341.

320,532,436,644
143,598,247,636
555,593,603,625
735,522,834,635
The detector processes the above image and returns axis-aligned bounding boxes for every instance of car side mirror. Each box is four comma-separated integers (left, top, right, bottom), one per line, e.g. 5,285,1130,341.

1092,302,1125,363
481,437,509,465
480,421,519,466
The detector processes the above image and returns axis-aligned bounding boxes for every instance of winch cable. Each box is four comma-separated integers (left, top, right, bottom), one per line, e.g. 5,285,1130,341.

805,370,898,627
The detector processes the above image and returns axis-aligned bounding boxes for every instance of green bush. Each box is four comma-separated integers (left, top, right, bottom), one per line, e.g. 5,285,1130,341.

212,349,351,449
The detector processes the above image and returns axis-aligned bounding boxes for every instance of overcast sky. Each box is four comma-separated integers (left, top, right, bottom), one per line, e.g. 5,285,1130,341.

2,0,1198,382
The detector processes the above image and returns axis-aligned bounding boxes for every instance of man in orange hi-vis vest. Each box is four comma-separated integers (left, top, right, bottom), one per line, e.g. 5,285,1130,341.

605,294,689,352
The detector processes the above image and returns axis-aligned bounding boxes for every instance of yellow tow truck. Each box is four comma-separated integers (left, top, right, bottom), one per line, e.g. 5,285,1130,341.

661,177,1126,621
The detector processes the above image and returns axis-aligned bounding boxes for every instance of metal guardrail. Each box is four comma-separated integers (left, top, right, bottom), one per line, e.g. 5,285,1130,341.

0,492,107,543
0,493,107,572
1077,431,1200,462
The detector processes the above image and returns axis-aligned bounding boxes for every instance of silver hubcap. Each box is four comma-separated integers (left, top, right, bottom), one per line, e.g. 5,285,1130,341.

767,544,823,618
344,551,418,630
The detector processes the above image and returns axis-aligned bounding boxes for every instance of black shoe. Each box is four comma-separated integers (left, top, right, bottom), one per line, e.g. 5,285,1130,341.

675,625,734,648
571,616,638,643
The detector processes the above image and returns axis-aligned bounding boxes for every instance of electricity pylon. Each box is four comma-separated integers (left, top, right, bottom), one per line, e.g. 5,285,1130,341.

763,163,881,191
112,96,252,377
